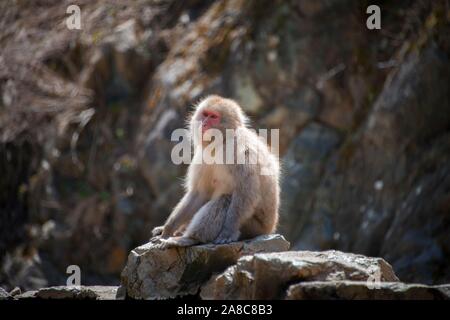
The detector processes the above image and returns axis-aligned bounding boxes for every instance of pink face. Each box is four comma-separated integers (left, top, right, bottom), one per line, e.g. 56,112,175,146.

201,109,221,133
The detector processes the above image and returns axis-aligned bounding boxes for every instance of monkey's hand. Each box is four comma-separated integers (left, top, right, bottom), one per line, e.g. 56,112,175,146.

214,228,240,244
149,226,165,242
151,226,164,237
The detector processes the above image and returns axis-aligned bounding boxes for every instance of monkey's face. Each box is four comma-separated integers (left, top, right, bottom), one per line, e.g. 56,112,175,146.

191,95,248,144
200,109,221,134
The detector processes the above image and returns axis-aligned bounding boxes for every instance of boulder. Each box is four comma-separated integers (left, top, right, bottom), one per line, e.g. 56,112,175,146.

17,286,118,300
119,234,290,299
200,250,398,299
285,281,450,300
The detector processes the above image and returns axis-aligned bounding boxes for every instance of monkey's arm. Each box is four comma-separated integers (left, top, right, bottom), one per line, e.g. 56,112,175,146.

160,191,206,238
214,165,260,243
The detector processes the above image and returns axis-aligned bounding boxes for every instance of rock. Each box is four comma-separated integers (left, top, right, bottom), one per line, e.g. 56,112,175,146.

109,19,152,90
0,287,12,300
283,43,450,285
371,46,450,284
280,123,341,239
9,286,21,296
261,87,322,153
120,234,290,299
318,78,354,130
233,73,264,115
78,46,112,92
17,286,118,300
140,108,185,198
285,281,450,300
200,250,398,299
0,248,49,292
15,290,37,299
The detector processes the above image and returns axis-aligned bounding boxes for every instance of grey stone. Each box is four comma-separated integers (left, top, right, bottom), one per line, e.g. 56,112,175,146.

120,234,290,299
0,287,12,300
200,250,398,299
17,286,118,300
286,281,450,300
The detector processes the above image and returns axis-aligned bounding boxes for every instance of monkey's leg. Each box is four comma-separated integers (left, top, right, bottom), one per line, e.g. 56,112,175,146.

159,191,206,238
173,224,187,236
239,210,269,240
215,165,259,244
158,195,231,249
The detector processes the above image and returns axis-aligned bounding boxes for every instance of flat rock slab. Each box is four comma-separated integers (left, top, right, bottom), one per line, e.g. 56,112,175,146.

17,286,118,300
201,250,399,299
286,281,450,300
119,234,290,299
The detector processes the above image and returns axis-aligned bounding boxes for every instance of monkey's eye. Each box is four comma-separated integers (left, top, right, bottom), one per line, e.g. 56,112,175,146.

202,111,219,119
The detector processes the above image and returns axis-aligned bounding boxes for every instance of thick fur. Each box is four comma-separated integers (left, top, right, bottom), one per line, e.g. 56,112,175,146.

153,95,280,248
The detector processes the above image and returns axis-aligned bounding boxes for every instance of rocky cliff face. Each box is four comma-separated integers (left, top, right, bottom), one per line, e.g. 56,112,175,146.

0,0,449,291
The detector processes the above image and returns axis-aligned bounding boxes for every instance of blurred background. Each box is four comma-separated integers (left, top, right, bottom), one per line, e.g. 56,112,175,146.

0,0,449,291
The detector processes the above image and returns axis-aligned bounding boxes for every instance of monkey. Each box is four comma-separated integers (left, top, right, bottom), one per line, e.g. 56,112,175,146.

151,95,280,248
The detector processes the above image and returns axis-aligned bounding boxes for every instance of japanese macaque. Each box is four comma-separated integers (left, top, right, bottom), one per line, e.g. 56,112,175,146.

151,95,280,248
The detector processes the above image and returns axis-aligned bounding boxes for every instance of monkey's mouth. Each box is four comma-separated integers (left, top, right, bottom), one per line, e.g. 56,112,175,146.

201,125,215,136
201,130,211,141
